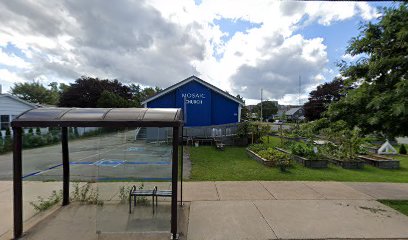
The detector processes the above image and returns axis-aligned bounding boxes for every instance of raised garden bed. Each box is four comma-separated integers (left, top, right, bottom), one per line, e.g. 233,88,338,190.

365,146,379,154
358,155,400,169
275,147,328,169
246,148,275,167
328,158,365,169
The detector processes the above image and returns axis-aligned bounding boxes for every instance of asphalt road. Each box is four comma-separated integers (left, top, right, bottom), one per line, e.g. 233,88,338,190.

0,130,173,181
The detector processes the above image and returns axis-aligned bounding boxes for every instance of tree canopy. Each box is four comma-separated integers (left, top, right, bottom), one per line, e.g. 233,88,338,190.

253,101,278,120
128,84,162,106
59,76,162,108
10,81,60,105
326,3,408,137
303,77,346,121
59,76,134,107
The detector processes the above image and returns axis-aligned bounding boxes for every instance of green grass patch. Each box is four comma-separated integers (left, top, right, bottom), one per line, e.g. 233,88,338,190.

379,200,408,216
189,136,408,182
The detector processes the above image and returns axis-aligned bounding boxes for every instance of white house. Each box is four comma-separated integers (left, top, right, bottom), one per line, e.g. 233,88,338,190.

0,93,37,133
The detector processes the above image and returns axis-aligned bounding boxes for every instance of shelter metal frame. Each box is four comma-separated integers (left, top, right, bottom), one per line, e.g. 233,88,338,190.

11,108,183,239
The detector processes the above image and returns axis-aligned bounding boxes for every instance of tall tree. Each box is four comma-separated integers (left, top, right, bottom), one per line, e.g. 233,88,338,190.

128,84,162,107
303,77,346,121
326,3,408,137
10,81,59,105
253,101,278,120
59,76,133,107
96,90,135,108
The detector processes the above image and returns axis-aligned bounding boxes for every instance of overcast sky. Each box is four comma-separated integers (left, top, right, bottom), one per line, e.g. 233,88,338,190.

0,0,393,105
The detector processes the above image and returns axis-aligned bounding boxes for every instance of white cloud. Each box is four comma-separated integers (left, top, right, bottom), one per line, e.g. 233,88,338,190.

341,53,364,62
0,48,31,69
230,35,328,100
0,68,25,83
0,0,380,104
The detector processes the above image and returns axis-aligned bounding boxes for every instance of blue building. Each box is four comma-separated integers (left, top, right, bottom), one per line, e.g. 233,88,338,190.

142,76,244,127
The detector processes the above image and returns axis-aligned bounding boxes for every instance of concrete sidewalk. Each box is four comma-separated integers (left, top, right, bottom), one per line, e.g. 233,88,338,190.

184,181,408,239
180,181,408,201
2,181,408,239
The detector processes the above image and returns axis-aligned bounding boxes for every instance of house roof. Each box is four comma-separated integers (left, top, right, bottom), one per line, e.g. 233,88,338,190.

0,94,38,108
12,108,183,128
141,75,244,106
285,107,302,115
276,109,285,116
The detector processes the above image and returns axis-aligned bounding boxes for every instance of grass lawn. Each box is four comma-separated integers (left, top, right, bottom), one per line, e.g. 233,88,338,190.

189,136,408,182
379,200,408,216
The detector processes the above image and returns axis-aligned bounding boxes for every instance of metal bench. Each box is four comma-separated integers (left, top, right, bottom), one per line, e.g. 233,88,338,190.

154,188,172,207
214,139,225,151
129,185,156,213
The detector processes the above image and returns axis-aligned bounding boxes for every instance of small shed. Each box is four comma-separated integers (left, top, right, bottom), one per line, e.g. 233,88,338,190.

11,108,183,239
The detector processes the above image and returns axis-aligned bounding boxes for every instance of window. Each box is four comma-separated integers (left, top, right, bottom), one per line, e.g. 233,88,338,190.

1,115,10,130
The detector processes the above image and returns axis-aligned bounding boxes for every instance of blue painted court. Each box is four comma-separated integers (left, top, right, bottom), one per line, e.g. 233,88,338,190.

19,129,174,182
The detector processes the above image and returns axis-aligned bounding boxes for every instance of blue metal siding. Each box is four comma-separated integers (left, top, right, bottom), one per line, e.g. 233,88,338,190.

146,91,176,108
211,92,239,125
146,80,239,126
175,81,211,126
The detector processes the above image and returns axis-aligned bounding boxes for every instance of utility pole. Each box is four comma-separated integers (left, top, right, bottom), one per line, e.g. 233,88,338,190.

260,88,263,122
297,75,301,128
298,75,301,106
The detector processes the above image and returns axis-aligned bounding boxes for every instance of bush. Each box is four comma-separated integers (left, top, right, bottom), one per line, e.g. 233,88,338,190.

400,144,407,155
277,157,291,172
257,148,291,167
248,143,269,153
3,136,12,152
236,121,250,138
289,142,318,160
35,127,41,135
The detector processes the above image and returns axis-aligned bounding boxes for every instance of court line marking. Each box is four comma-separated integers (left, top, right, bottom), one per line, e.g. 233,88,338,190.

23,149,171,178
22,143,128,179
96,177,172,181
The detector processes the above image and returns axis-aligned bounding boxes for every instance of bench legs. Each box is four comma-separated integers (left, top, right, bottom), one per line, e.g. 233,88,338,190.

129,194,156,214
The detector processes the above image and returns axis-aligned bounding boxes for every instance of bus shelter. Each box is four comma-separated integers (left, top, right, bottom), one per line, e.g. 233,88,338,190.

11,108,183,239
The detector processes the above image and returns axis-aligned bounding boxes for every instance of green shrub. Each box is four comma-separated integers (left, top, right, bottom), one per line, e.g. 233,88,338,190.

277,157,291,172
35,127,41,135
400,144,407,155
289,141,318,160
257,148,291,167
30,190,62,212
248,143,269,153
74,127,79,137
5,128,11,136
3,136,12,152
28,128,34,135
71,183,103,205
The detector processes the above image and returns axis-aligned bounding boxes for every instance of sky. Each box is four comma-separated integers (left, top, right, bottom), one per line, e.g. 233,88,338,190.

0,0,394,105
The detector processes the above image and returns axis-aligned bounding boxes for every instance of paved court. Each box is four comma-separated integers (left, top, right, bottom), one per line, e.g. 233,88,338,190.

0,130,177,182
2,181,408,239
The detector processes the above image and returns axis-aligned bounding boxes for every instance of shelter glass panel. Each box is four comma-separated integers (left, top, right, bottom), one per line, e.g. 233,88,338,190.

21,129,63,232
95,127,173,236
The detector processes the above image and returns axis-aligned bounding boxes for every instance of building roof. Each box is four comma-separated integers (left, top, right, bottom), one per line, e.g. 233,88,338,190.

276,109,285,116
141,75,244,106
12,108,183,128
285,107,302,115
0,94,38,108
